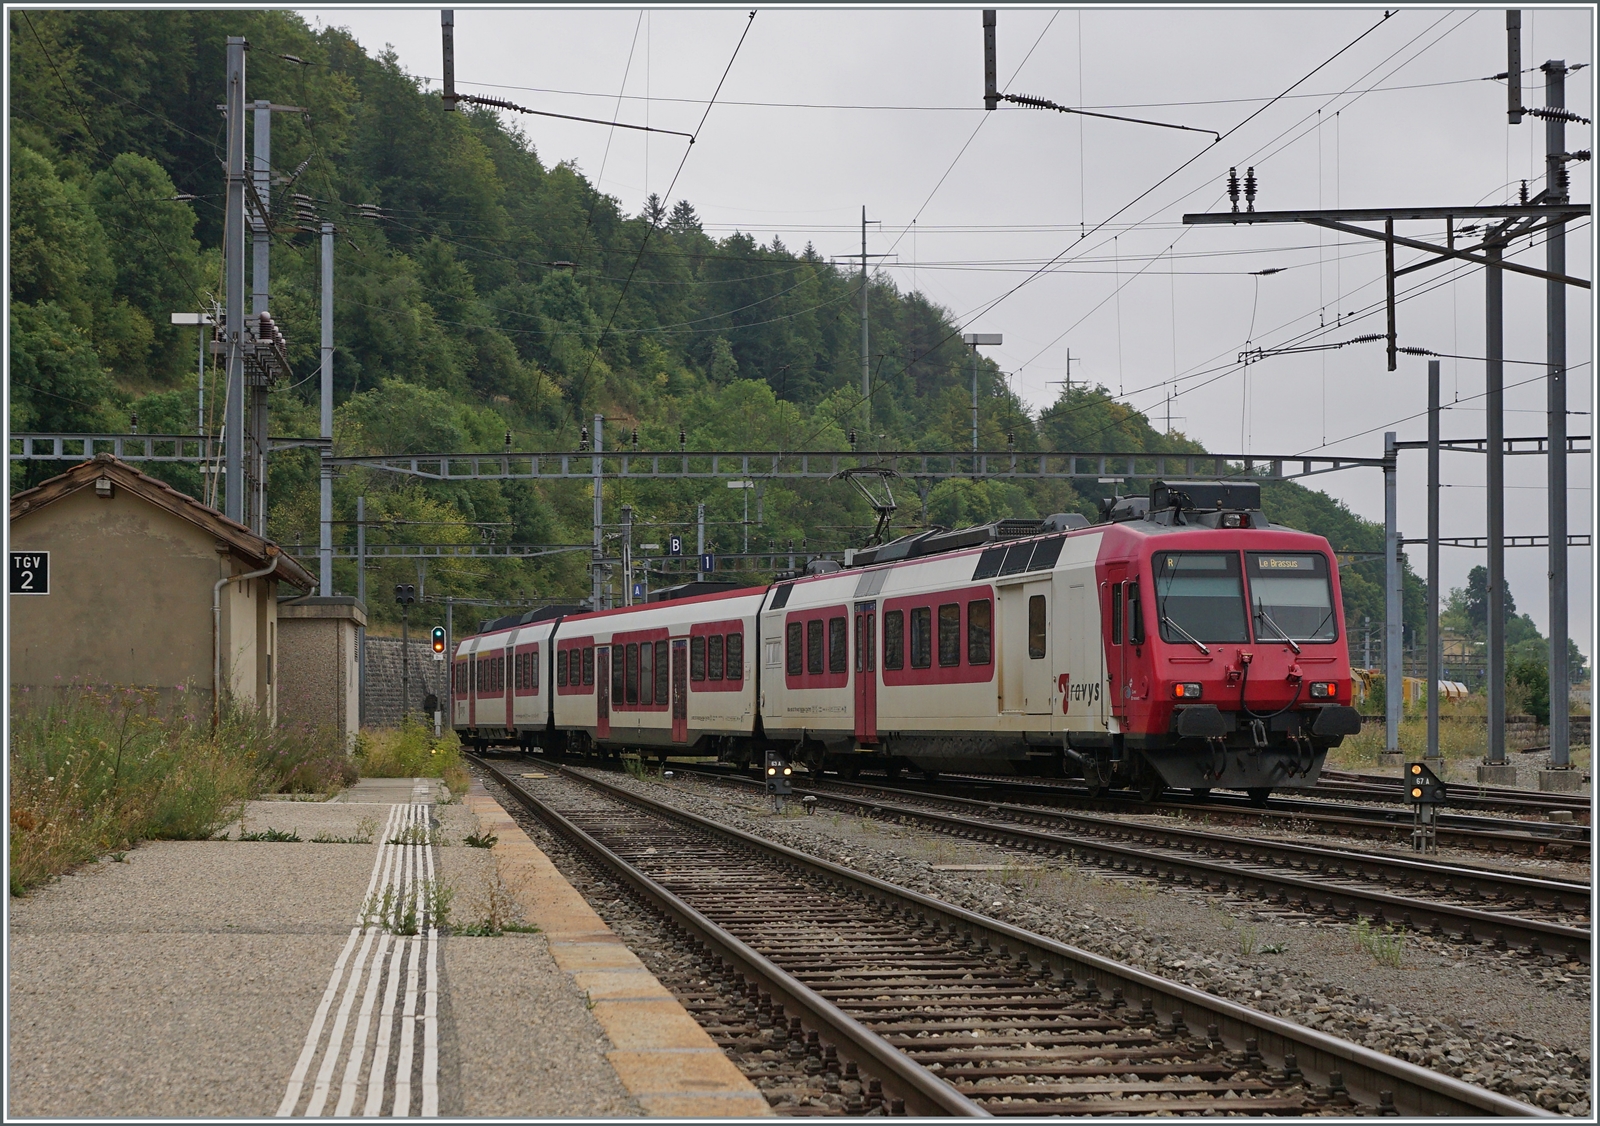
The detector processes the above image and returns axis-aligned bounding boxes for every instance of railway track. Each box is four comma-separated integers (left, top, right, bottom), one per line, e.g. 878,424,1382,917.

472,755,1546,1117
1313,770,1590,821
855,772,1591,860
685,769,1591,964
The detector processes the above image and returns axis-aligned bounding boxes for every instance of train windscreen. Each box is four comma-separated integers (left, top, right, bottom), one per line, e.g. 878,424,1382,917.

1152,552,1249,644
1247,553,1337,642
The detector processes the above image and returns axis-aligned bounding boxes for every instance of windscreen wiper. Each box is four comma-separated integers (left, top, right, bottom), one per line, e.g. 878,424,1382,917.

1254,601,1302,654
1160,613,1210,655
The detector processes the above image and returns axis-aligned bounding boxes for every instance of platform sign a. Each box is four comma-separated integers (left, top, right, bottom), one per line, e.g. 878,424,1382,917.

633,582,646,599
10,552,48,595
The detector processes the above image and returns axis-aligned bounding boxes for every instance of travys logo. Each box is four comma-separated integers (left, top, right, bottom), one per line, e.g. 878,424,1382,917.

1058,673,1100,712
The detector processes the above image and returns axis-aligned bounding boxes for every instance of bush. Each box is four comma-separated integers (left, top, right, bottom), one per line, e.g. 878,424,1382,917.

9,683,352,894
1509,658,1551,726
354,719,470,794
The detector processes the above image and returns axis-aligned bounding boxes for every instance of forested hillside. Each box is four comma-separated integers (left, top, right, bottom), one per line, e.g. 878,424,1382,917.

9,9,1420,639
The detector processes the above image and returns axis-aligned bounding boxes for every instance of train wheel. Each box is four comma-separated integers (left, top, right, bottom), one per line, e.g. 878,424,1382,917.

1190,787,1212,801
1083,772,1103,798
1246,787,1272,807
1138,774,1167,804
921,768,941,781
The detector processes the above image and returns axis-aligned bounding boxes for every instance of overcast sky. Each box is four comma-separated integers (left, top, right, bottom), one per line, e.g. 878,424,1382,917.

309,6,1594,659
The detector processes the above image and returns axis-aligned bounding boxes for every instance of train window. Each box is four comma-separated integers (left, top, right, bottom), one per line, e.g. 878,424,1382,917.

1028,535,1065,572
807,620,824,675
655,640,670,699
625,643,640,705
967,599,992,664
691,635,706,681
910,607,932,669
1153,552,1249,644
611,647,625,704
639,641,653,705
972,545,1007,581
530,650,540,690
938,604,961,667
1127,582,1144,645
828,617,847,674
582,647,594,686
708,634,724,681
557,650,569,686
725,633,743,680
999,542,1034,576
514,653,523,690
1028,595,1047,659
1111,582,1123,645
1246,553,1337,642
883,610,904,669
787,622,803,676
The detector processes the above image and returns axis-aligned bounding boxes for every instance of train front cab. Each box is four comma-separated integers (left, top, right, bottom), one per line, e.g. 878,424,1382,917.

1089,534,1363,801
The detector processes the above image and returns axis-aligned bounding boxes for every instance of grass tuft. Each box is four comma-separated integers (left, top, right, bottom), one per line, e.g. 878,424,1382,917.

1352,917,1405,967
354,718,469,794
238,827,302,842
9,683,352,894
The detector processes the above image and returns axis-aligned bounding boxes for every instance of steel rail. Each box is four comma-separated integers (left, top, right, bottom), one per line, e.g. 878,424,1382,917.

910,773,1590,857
700,769,1589,905
471,756,985,1117
691,770,1589,963
512,759,1548,1117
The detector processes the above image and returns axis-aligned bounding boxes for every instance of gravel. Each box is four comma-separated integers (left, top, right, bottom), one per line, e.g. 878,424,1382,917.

469,764,888,1115
570,764,1592,1116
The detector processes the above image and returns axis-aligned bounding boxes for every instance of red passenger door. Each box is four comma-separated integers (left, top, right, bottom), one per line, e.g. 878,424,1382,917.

1107,564,1129,722
854,601,878,743
671,639,689,743
596,646,611,740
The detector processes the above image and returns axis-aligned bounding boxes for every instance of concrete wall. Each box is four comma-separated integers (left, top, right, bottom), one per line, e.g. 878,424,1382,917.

9,486,281,715
278,597,366,744
362,636,445,729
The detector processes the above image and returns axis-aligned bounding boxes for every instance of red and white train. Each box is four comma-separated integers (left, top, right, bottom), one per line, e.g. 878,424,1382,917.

452,480,1361,801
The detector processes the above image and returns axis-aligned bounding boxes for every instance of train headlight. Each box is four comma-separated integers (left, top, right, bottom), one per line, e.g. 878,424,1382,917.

1172,683,1202,699
1309,682,1336,699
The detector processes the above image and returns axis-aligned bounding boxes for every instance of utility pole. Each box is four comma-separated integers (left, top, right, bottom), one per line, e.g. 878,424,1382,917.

861,206,872,432
1064,347,1075,395
621,504,634,606
223,37,248,524
1484,234,1509,778
591,413,603,609
356,495,366,727
963,333,1003,454
441,11,458,110
1383,432,1402,757
1543,58,1572,781
249,100,272,536
1426,360,1441,762
696,503,706,583
319,222,334,596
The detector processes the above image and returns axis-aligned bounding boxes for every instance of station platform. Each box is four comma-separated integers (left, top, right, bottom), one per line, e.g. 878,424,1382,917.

8,777,768,1118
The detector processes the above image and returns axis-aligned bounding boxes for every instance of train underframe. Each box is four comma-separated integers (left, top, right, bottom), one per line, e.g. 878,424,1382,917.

458,703,1359,805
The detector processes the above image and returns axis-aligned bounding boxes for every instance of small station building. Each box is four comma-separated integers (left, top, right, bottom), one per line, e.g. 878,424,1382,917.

8,454,316,719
